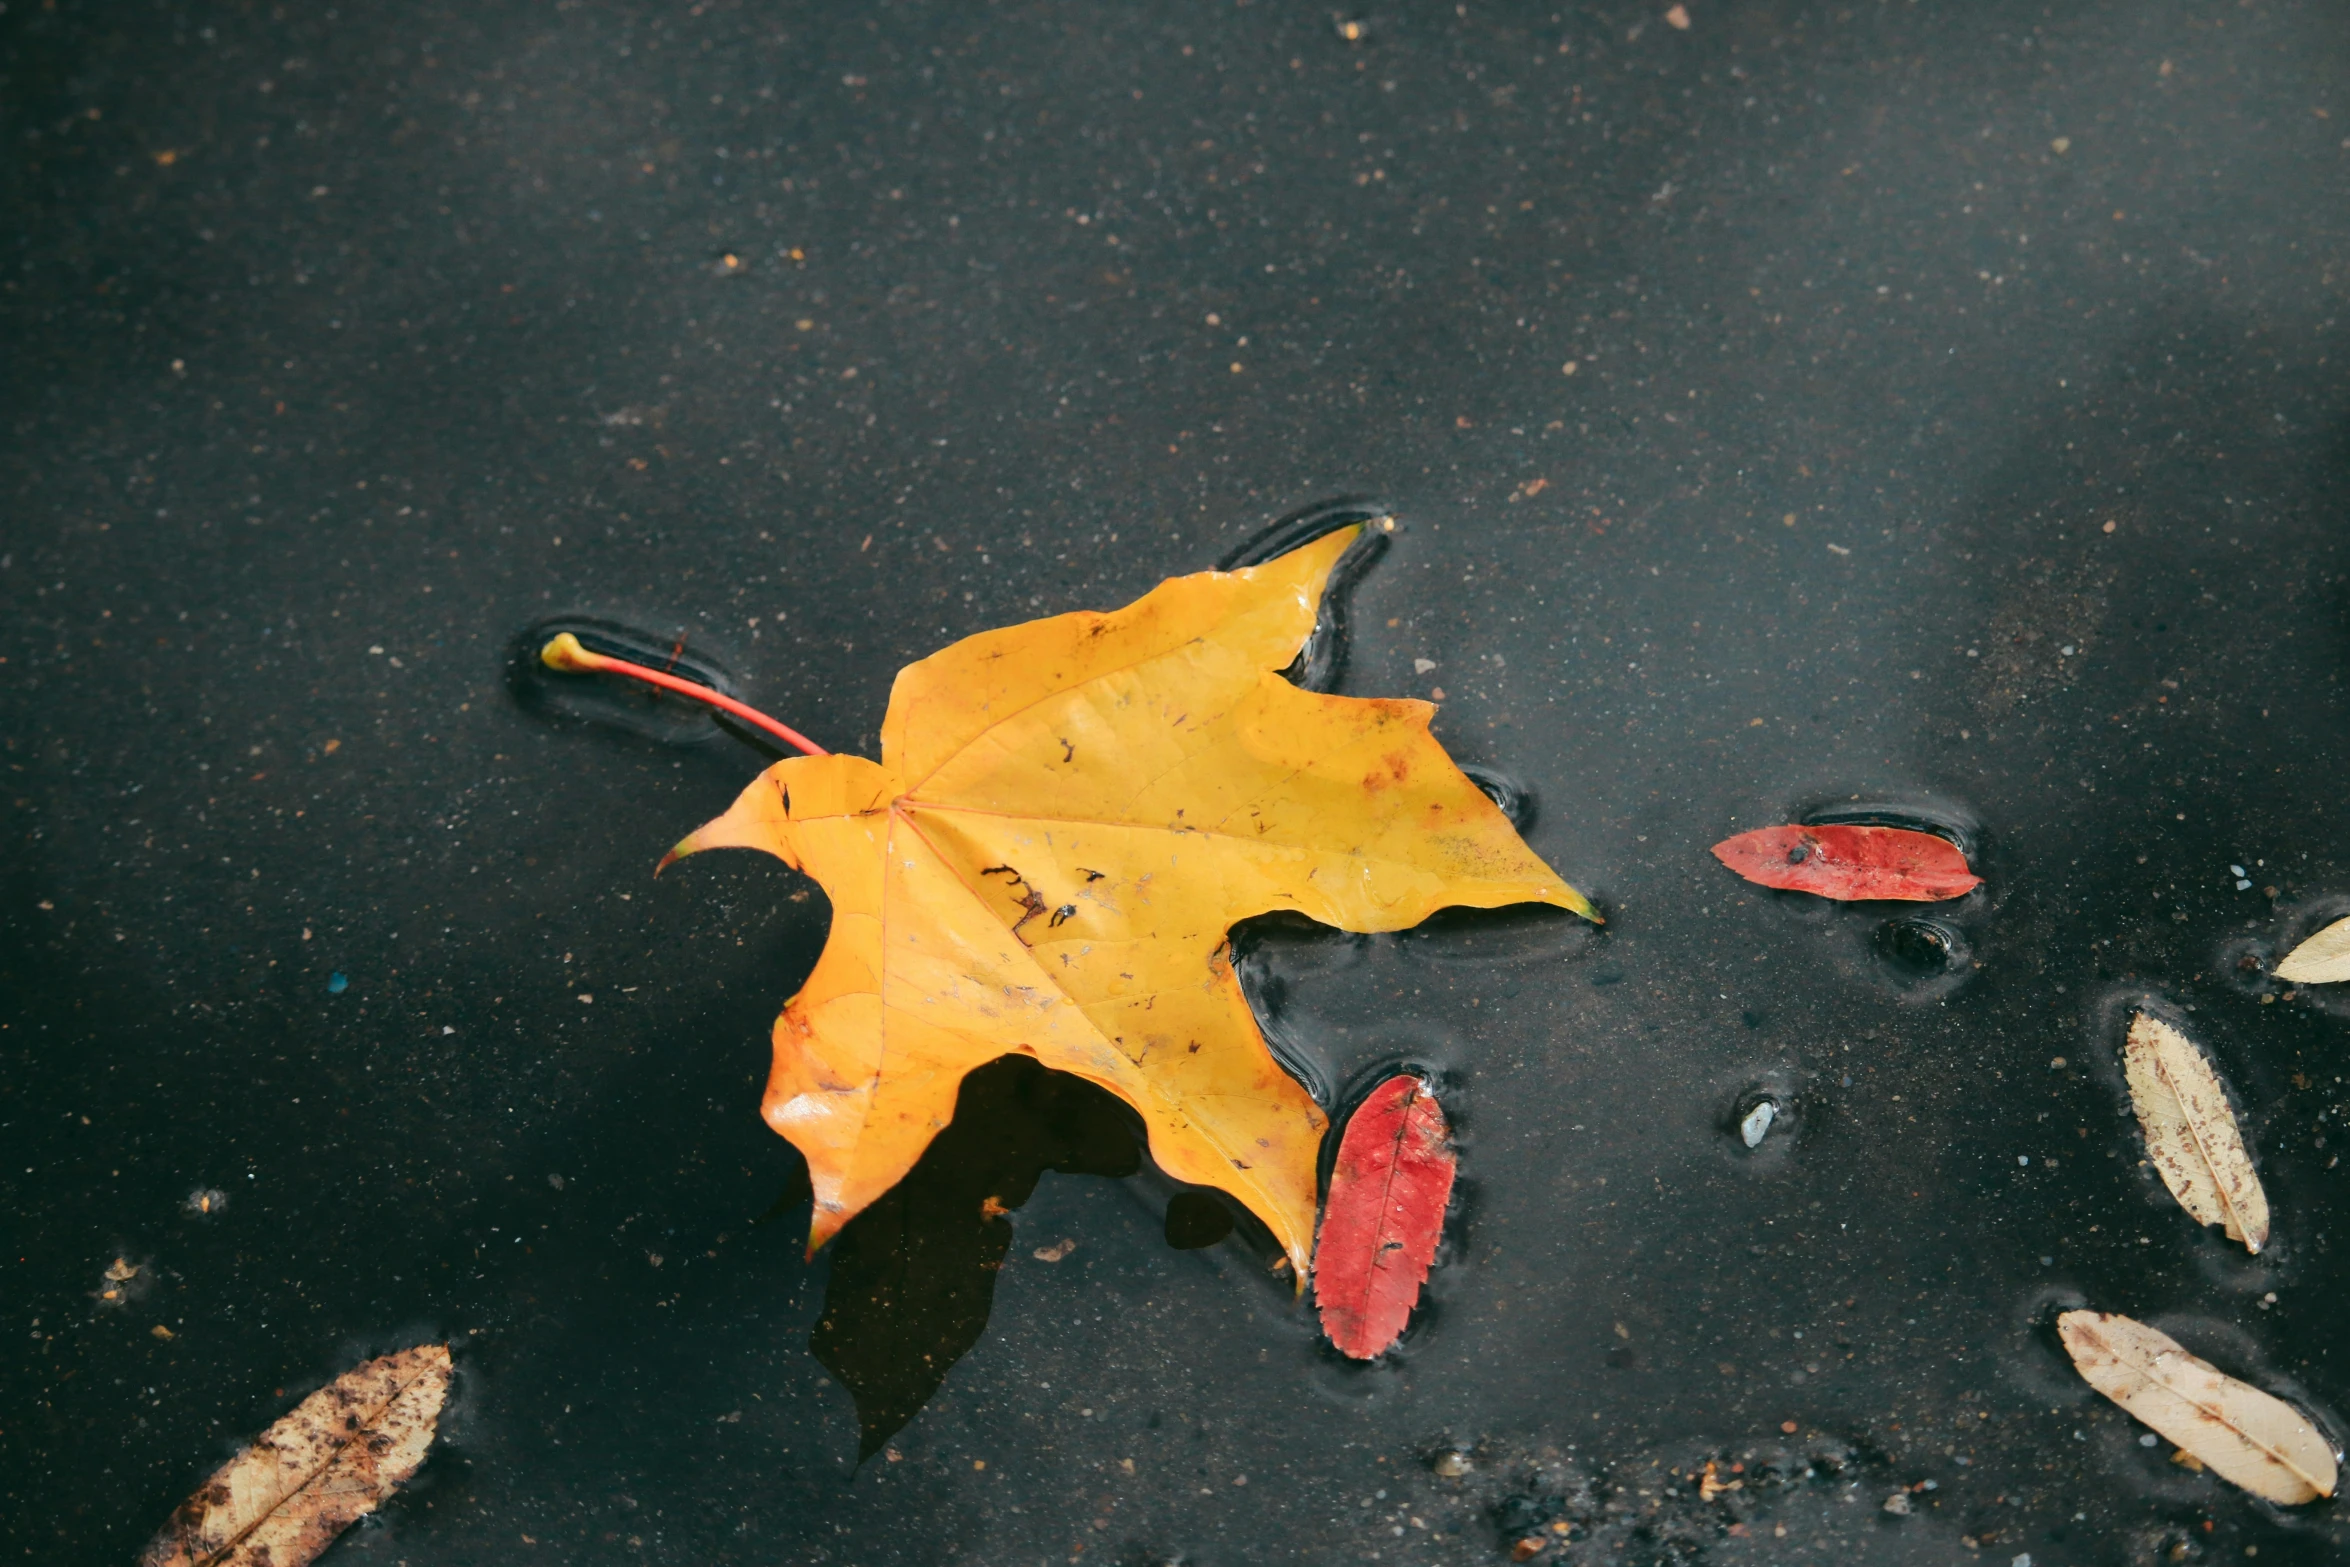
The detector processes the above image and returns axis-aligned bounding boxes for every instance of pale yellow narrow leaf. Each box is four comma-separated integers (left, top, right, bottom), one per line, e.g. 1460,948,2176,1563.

140,1343,452,1567
2059,1310,2336,1505
2274,915,2350,984
2123,1012,2269,1253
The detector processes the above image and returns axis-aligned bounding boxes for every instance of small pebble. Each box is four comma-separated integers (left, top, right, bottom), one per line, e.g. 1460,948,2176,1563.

327,972,349,995
1883,1492,1912,1516
1740,1100,1777,1148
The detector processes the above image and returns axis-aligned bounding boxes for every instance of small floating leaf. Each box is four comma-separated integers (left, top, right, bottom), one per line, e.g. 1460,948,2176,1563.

2274,916,2350,984
2124,1012,2269,1253
2058,1311,2335,1505
1709,824,1981,902
141,1343,451,1567
1314,1075,1457,1359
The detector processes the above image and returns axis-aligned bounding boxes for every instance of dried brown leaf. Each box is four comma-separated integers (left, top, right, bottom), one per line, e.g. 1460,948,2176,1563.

2059,1311,2336,1505
140,1343,451,1567
2274,915,2350,984
2123,1012,2269,1253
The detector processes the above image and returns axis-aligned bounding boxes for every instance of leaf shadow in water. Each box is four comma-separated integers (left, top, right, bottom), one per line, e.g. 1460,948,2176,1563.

807,1054,1140,1458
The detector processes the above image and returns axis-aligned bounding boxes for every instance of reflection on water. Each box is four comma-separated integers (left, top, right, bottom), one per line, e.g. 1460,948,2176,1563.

808,1055,1139,1457
1871,915,1970,990
1162,1191,1236,1251
1459,761,1537,833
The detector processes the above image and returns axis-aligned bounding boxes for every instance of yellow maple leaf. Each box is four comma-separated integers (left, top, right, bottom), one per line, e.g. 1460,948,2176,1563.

665,528,1594,1274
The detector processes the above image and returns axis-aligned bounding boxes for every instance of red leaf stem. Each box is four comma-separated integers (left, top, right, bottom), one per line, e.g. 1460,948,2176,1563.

540,631,827,758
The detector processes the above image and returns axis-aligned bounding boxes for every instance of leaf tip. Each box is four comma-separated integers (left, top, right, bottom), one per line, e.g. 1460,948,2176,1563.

656,826,721,875
1558,884,1603,924
805,1202,848,1260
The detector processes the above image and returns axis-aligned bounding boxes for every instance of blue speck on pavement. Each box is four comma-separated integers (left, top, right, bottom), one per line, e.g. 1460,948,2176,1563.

328,972,349,995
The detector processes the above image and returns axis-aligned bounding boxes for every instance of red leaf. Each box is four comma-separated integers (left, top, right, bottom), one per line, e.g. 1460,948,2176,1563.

1313,1075,1456,1359
1710,823,1981,902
